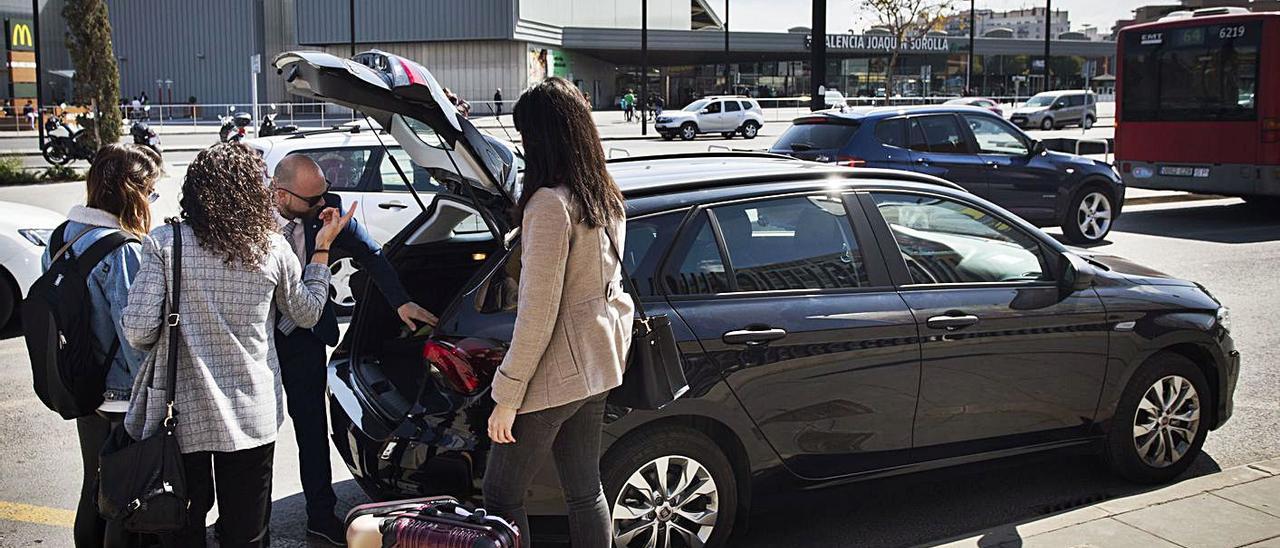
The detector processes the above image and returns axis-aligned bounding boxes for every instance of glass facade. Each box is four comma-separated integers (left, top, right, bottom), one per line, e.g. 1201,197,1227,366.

612,52,1112,106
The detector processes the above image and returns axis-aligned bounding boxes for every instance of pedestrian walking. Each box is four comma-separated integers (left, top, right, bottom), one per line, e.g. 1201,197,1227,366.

40,144,162,548
494,88,504,116
654,94,665,117
623,89,637,122
121,143,345,548
484,76,635,546
268,154,437,545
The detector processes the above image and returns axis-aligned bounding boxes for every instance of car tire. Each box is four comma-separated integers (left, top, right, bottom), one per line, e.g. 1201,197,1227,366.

1105,352,1211,484
679,123,697,141
740,121,760,139
604,427,738,548
721,132,734,139
1083,114,1096,129
328,251,360,316
1062,185,1115,244
661,133,674,141
0,270,14,330
1040,117,1054,131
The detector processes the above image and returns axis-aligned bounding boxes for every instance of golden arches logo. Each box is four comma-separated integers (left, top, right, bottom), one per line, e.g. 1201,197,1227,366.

9,23,31,48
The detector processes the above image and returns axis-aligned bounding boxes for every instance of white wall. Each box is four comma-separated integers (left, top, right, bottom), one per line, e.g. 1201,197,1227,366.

520,0,693,30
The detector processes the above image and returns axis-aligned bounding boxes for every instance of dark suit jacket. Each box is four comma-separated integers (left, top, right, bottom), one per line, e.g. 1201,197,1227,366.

299,193,411,346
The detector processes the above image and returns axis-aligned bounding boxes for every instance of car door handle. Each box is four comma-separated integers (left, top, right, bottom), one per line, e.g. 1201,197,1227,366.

914,157,929,164
378,201,407,210
926,314,980,331
723,327,788,345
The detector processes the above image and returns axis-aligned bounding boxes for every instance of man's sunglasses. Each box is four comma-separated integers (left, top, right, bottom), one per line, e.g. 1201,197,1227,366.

277,180,332,207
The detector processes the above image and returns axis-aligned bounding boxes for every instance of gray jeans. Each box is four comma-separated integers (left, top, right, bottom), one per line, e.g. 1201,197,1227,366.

483,392,611,547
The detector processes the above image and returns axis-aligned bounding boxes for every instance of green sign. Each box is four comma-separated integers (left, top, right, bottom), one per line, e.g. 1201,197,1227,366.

6,19,33,51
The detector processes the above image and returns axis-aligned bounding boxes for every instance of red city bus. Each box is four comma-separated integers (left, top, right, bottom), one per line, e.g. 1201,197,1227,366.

1116,8,1280,203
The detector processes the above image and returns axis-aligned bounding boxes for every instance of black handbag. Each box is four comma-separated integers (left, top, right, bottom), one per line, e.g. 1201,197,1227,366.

97,219,189,532
604,228,689,410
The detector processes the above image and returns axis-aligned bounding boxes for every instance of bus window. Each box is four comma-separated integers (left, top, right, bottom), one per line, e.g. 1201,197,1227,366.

1121,21,1260,122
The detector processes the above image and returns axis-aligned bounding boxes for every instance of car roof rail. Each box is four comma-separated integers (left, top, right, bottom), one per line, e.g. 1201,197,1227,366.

606,151,796,164
283,125,384,139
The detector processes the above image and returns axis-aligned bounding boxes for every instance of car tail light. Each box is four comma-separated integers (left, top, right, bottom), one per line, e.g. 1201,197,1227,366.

398,58,427,87
837,155,866,167
423,339,504,396
1121,162,1132,173
1264,118,1280,143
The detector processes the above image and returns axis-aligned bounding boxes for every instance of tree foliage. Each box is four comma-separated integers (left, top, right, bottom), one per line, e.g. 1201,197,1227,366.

62,0,121,149
856,0,955,97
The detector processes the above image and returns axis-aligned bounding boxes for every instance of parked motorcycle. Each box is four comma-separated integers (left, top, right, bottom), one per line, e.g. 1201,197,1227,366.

130,121,162,156
41,117,96,166
218,107,253,143
258,106,298,137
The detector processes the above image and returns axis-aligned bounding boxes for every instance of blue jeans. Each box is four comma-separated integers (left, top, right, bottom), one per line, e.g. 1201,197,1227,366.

483,393,610,547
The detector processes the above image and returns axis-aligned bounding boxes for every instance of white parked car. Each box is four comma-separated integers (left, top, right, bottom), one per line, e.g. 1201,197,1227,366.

824,89,848,108
245,126,521,313
0,201,64,328
655,96,764,141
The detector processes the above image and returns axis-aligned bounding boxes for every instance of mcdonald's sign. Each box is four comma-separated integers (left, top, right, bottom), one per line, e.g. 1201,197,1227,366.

6,19,32,51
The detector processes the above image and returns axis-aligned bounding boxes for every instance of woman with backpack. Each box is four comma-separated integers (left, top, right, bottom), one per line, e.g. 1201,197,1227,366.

121,143,350,547
39,143,162,547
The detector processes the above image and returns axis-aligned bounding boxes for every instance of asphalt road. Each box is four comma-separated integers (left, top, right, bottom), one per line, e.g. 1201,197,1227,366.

1,131,1274,548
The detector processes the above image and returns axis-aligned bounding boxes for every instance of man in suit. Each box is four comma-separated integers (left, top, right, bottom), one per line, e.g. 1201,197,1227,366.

271,154,436,544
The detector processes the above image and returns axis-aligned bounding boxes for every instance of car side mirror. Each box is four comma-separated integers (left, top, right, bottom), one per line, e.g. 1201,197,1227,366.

1051,102,1065,110
1029,140,1047,156
700,108,710,114
1059,252,1096,296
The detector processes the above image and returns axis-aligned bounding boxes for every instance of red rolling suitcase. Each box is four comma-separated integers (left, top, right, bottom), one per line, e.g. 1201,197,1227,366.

345,496,520,548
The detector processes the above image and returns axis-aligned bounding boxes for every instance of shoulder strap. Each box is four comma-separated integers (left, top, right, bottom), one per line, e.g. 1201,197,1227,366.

49,223,95,263
603,226,649,321
77,231,139,271
49,223,67,253
163,220,182,415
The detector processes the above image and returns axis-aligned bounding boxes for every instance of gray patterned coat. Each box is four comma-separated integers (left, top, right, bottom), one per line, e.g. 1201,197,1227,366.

122,222,329,454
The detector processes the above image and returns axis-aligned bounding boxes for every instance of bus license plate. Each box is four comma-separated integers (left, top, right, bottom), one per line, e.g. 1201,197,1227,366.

1159,166,1210,178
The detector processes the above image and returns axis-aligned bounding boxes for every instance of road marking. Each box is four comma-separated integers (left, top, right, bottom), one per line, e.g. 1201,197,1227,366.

0,501,75,527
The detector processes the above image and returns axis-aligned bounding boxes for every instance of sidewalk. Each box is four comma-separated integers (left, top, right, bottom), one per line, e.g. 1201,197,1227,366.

929,456,1280,548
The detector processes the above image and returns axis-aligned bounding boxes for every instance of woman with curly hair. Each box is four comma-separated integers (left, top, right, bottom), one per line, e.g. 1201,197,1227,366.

122,143,354,547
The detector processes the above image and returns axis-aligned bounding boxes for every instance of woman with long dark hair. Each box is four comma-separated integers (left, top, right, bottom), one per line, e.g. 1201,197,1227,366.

122,143,352,547
484,77,634,546
43,143,162,548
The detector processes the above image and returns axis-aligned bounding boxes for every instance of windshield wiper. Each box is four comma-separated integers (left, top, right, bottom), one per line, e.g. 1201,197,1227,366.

789,142,817,151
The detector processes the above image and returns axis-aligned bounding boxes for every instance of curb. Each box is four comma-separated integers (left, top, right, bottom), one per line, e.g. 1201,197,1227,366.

1125,192,1228,207
925,455,1280,548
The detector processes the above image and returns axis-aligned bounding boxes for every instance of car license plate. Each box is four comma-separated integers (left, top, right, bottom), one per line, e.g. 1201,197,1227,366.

1159,166,1210,178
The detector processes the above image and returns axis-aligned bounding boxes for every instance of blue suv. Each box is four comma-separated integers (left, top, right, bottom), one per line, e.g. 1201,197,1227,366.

769,105,1125,244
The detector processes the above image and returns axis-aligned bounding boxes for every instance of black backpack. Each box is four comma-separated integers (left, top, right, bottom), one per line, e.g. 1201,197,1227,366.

24,222,138,419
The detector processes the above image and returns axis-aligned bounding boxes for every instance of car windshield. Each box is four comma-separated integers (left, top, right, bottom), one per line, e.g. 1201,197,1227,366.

683,100,710,112
1025,95,1056,107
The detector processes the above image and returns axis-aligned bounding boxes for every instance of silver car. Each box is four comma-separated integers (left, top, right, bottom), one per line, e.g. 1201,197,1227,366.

656,96,765,141
1010,90,1097,130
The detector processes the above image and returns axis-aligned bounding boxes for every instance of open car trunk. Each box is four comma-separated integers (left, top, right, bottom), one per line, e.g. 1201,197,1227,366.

275,49,520,435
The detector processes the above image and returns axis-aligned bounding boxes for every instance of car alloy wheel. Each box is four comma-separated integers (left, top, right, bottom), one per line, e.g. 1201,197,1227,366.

612,454,719,548
1040,117,1054,130
1076,191,1112,241
329,256,359,310
680,124,697,141
741,122,759,139
1133,375,1201,468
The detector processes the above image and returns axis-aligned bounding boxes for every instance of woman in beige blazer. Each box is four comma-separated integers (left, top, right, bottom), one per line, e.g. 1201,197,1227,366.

484,77,634,546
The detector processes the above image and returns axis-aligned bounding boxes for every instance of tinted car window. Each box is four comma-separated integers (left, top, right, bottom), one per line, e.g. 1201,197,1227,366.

290,149,371,190
915,115,971,154
665,213,730,295
704,101,722,114
875,118,907,148
1067,95,1085,107
872,193,1048,285
773,122,860,152
624,212,686,297
963,115,1028,155
713,195,869,291
908,118,929,152
725,101,741,112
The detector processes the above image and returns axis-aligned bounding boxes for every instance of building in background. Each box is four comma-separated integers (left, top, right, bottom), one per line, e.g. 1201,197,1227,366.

0,0,73,111
944,7,1073,40
1111,0,1280,37
21,0,1115,113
